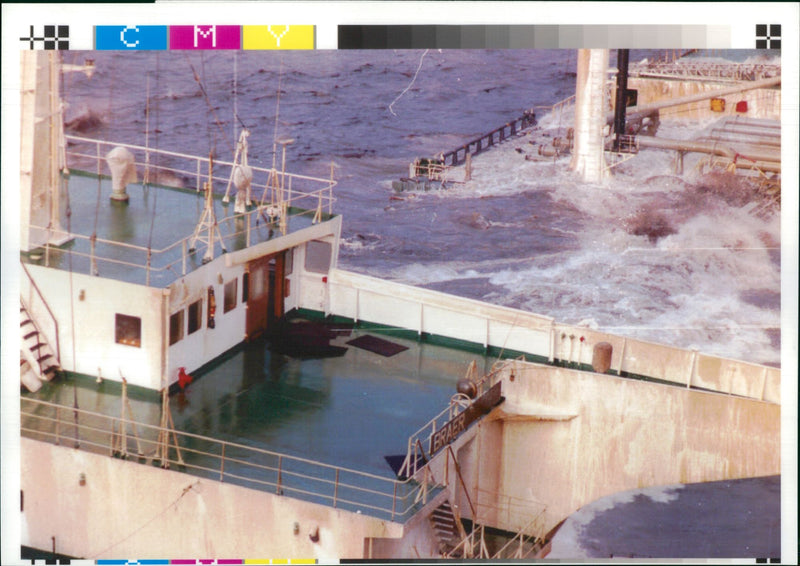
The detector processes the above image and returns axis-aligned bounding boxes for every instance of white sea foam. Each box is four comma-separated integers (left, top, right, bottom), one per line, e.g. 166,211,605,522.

62,51,782,366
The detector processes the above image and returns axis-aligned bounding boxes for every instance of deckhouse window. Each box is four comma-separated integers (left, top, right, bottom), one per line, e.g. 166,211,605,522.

115,314,141,347
169,310,184,345
188,299,202,334
224,278,238,313
207,286,217,329
285,249,294,274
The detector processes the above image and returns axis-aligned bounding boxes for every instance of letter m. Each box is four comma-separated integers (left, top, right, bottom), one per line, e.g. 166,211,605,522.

194,25,216,47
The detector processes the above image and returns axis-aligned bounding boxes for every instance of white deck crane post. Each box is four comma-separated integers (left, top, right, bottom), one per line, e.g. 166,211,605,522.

570,49,610,184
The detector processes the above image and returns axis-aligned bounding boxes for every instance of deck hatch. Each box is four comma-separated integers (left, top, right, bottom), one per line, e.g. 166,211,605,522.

346,334,409,357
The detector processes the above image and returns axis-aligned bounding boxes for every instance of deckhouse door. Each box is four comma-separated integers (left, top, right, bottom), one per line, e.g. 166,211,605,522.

246,252,285,340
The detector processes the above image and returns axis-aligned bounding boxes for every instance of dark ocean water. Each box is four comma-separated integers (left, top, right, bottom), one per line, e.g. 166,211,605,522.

60,49,781,366
549,475,781,559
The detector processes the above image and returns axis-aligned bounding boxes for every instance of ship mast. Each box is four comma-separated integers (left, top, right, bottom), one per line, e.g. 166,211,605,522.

569,49,609,184
188,154,228,263
19,51,91,252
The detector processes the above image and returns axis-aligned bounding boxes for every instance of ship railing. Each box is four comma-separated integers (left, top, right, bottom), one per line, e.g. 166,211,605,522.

531,77,614,129
35,136,337,285
474,487,547,540
630,61,781,82
28,202,324,286
65,134,336,207
445,523,489,559
397,358,516,480
437,110,538,168
529,94,575,135
21,397,437,523
489,509,546,560
531,93,575,116
445,491,547,559
27,207,319,286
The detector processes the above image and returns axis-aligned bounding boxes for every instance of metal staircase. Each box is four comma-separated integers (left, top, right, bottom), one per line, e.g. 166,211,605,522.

429,500,464,556
20,300,61,392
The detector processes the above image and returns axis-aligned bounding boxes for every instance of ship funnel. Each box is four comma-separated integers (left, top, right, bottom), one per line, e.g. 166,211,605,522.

106,147,137,202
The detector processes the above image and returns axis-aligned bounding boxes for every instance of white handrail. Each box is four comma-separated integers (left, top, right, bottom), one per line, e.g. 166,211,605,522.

21,397,429,522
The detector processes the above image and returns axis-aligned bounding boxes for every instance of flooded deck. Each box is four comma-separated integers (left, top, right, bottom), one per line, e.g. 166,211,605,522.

23,151,335,287
21,322,501,518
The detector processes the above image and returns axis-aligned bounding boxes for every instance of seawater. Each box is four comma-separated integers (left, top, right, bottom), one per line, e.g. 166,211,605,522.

61,49,781,367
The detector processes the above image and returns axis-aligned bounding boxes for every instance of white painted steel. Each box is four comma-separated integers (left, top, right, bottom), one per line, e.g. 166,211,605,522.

570,49,609,184
24,264,164,389
490,362,780,536
321,269,779,404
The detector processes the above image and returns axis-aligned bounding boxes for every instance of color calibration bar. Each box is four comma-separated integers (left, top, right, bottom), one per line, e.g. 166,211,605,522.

337,24,734,49
94,25,315,50
26,560,320,565
20,24,759,50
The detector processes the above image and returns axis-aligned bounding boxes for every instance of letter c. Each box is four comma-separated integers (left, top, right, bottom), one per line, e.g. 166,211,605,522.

120,25,140,48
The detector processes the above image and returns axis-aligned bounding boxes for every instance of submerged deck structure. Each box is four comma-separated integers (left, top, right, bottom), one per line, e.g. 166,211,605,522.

17,50,782,560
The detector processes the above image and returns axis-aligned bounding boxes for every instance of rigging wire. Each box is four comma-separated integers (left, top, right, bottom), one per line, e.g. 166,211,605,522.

58,53,80,422
183,52,235,158
146,59,161,264
233,51,238,144
89,480,201,557
154,54,161,185
388,49,429,117
233,51,250,138
271,55,284,170
202,52,213,158
557,49,576,135
231,52,250,147
88,51,117,276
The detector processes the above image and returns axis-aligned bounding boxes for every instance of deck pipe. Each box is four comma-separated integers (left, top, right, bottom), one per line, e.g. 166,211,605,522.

700,133,781,148
636,136,781,173
606,76,782,126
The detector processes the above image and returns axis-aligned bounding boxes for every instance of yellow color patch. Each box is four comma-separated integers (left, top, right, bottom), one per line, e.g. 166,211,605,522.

243,26,315,50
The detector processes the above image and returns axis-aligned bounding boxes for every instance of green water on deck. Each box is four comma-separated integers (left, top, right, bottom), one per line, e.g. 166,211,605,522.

22,171,330,286
24,327,499,479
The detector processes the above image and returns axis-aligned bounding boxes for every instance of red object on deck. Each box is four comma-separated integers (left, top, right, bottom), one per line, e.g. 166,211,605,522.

736,100,748,113
178,367,193,390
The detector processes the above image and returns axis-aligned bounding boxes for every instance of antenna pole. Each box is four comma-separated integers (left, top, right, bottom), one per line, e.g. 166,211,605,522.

188,153,228,263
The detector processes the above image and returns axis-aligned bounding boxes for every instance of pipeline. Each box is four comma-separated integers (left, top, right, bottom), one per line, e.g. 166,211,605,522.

607,76,782,126
636,136,781,173
718,116,781,130
701,133,781,148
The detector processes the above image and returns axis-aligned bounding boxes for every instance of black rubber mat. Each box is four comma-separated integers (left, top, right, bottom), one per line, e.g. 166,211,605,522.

346,334,409,357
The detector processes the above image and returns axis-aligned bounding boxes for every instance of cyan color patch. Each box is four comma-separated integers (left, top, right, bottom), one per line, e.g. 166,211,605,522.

95,25,168,50
169,25,241,50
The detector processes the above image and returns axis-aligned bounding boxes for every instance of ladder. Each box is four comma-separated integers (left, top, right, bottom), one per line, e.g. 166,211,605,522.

429,500,465,556
20,300,61,392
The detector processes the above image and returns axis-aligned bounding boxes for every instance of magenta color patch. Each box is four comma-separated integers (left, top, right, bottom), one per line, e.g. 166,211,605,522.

169,25,241,49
